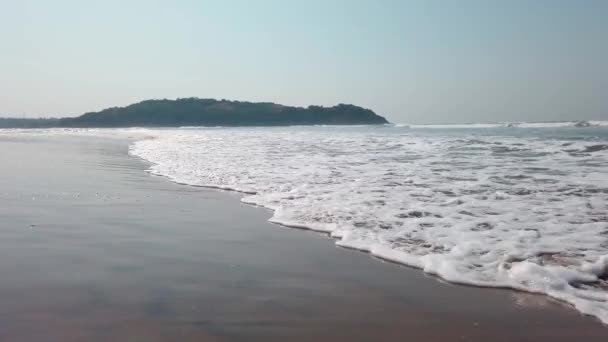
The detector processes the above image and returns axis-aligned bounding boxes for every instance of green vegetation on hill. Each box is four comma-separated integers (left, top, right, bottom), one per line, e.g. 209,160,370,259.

59,98,389,127
0,98,389,128
0,118,59,128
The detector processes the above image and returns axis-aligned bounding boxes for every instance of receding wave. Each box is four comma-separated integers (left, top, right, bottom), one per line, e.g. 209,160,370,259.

128,126,608,324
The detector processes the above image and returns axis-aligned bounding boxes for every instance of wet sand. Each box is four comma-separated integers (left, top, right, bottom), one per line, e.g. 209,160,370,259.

0,134,606,341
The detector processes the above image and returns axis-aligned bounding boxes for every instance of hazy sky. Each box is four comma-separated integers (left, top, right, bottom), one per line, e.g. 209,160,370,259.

1,0,607,123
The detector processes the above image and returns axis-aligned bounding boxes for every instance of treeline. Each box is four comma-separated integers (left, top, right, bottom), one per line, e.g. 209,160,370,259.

0,118,60,128
1,98,389,128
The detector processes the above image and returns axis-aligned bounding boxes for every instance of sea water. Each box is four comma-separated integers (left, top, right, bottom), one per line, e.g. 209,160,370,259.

128,122,608,324
4,122,608,323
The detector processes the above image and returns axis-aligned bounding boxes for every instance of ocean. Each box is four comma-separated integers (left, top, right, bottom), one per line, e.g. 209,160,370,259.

3,121,608,324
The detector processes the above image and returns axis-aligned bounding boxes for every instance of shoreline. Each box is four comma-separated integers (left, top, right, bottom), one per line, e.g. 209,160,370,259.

0,133,606,341
132,132,608,326
130,136,607,325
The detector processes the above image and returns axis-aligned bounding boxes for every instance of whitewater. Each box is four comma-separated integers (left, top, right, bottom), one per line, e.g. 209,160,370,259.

126,123,608,324
4,122,607,323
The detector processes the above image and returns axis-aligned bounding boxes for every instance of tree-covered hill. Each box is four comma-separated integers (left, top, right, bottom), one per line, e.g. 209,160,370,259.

57,98,389,127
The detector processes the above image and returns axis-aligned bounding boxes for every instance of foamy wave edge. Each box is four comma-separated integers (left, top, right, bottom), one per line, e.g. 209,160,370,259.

128,137,608,325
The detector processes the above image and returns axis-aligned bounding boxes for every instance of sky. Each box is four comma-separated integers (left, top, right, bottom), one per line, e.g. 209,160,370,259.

1,0,607,124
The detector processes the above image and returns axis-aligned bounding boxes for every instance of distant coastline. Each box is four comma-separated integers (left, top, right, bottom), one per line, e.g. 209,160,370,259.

0,98,389,128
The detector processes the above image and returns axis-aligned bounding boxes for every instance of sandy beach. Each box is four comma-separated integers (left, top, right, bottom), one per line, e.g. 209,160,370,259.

0,133,606,342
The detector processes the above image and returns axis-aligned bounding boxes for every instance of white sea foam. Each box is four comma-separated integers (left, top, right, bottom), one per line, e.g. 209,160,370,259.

404,120,608,129
5,125,606,323
128,125,608,324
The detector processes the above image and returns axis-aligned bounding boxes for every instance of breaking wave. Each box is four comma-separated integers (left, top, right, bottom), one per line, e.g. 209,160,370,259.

127,125,608,324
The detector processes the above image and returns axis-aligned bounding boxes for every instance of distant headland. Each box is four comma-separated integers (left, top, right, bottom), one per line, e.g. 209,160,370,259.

0,98,389,128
